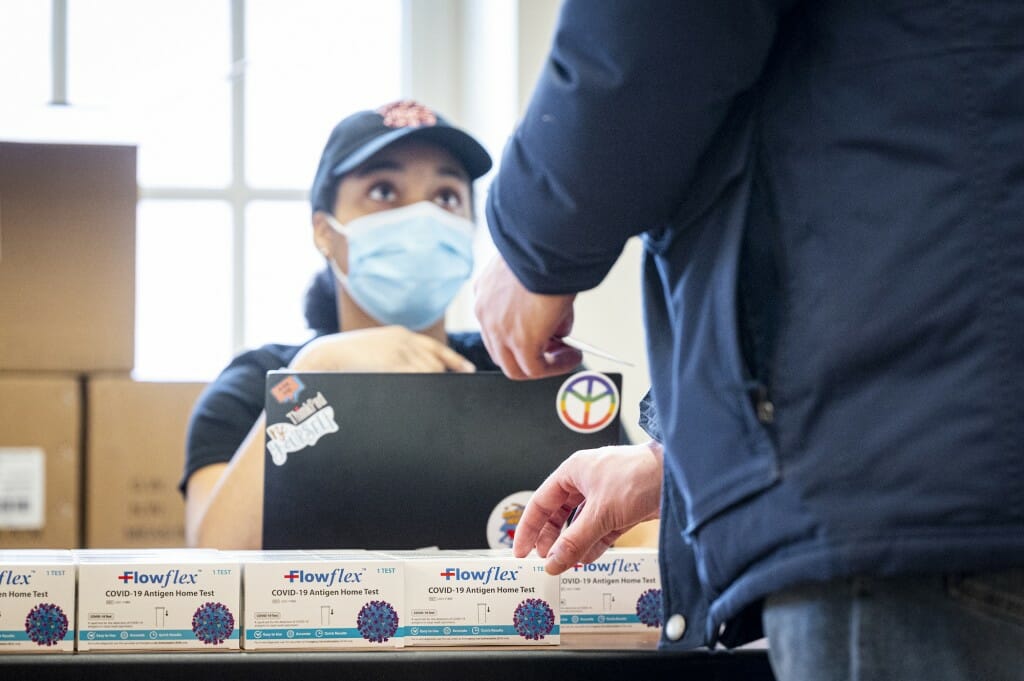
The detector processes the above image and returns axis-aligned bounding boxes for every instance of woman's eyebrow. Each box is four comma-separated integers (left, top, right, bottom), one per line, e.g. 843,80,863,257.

437,164,469,182
354,159,403,176
353,158,468,182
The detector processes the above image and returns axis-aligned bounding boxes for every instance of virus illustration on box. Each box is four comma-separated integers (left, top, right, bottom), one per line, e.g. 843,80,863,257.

356,600,399,643
513,598,555,640
192,602,235,645
24,603,68,646
636,588,663,628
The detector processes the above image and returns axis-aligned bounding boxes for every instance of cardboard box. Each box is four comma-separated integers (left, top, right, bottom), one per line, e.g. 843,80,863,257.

0,550,76,652
0,142,136,372
388,549,560,646
75,549,241,651
240,550,405,650
558,548,662,633
85,378,206,548
0,375,81,549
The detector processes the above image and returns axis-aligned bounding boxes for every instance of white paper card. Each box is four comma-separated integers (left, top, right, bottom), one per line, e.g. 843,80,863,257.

0,447,46,529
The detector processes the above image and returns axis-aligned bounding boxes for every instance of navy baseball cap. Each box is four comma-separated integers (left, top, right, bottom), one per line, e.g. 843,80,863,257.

310,100,493,214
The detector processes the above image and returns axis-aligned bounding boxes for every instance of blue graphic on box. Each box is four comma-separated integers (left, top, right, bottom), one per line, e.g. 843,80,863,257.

1,630,73,643
81,629,240,641
357,600,399,643
246,626,411,641
636,588,663,628
24,603,69,646
513,599,556,640
406,624,560,637
192,602,235,645
560,613,642,625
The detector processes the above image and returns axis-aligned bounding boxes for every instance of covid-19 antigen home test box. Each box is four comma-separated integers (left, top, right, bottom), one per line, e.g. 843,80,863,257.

240,550,404,649
559,548,662,632
0,550,75,652
75,549,241,650
392,550,560,646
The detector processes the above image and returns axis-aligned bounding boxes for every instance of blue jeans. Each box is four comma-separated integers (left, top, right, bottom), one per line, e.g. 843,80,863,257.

763,569,1024,681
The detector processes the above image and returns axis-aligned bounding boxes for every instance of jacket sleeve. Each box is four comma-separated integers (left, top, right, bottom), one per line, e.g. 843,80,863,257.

487,0,794,294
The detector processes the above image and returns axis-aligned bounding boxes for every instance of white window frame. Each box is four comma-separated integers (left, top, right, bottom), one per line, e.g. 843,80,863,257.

45,0,562,366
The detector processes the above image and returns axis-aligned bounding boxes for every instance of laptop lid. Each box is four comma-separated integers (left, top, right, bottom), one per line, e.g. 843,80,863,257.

262,370,624,550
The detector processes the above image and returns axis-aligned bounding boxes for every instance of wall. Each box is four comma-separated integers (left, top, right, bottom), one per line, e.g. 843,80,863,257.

411,0,651,443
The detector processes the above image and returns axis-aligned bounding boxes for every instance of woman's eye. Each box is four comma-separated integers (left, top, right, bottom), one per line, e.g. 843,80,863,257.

368,182,397,202
435,189,462,211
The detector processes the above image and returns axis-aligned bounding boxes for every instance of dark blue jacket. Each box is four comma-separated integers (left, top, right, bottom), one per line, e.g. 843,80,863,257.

487,0,1024,648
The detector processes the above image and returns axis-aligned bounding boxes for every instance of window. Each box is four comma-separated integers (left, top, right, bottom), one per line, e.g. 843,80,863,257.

67,0,233,188
0,1,51,108
3,1,649,442
135,200,234,379
3,0,581,384
10,0,404,380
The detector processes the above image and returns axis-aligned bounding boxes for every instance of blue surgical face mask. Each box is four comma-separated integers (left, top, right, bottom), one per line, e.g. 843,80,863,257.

325,201,475,330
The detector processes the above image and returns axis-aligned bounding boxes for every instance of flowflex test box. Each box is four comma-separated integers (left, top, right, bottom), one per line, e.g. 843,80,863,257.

559,548,662,632
240,550,404,649
0,550,75,652
394,550,560,646
75,550,241,650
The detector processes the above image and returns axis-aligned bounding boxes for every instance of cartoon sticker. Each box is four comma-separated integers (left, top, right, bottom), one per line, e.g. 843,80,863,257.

486,491,534,549
555,371,619,434
266,392,339,465
271,375,305,404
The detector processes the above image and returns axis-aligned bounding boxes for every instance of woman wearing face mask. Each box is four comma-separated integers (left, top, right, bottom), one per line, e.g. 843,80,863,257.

181,101,498,549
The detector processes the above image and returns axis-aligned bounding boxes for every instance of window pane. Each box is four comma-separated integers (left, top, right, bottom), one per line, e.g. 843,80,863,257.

135,200,233,381
246,1,403,189
244,201,325,349
0,0,50,108
67,0,230,187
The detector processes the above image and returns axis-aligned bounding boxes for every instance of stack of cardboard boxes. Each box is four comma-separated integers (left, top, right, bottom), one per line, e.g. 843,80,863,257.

0,141,205,550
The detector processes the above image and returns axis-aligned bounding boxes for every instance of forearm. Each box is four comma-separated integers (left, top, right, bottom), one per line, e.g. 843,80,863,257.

186,413,266,549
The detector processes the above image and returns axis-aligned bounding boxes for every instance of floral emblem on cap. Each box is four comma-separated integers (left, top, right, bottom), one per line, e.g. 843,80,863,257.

377,100,437,128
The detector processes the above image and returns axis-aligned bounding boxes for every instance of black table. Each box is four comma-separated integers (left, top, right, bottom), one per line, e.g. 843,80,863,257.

0,634,775,681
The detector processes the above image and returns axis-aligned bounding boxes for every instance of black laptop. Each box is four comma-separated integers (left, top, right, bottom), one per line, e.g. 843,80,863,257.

262,370,624,550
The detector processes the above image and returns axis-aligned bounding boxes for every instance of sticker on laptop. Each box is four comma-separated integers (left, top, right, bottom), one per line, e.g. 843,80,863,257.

266,391,338,465
556,371,619,434
487,491,534,549
270,375,305,404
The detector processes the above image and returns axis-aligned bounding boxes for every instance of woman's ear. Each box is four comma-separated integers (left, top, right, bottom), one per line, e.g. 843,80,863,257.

311,211,333,256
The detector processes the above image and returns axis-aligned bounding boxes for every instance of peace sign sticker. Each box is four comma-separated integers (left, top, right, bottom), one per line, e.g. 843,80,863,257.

556,371,619,434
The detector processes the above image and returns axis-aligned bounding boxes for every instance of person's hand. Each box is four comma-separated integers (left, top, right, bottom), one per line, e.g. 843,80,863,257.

512,441,663,574
473,254,581,380
289,326,476,373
